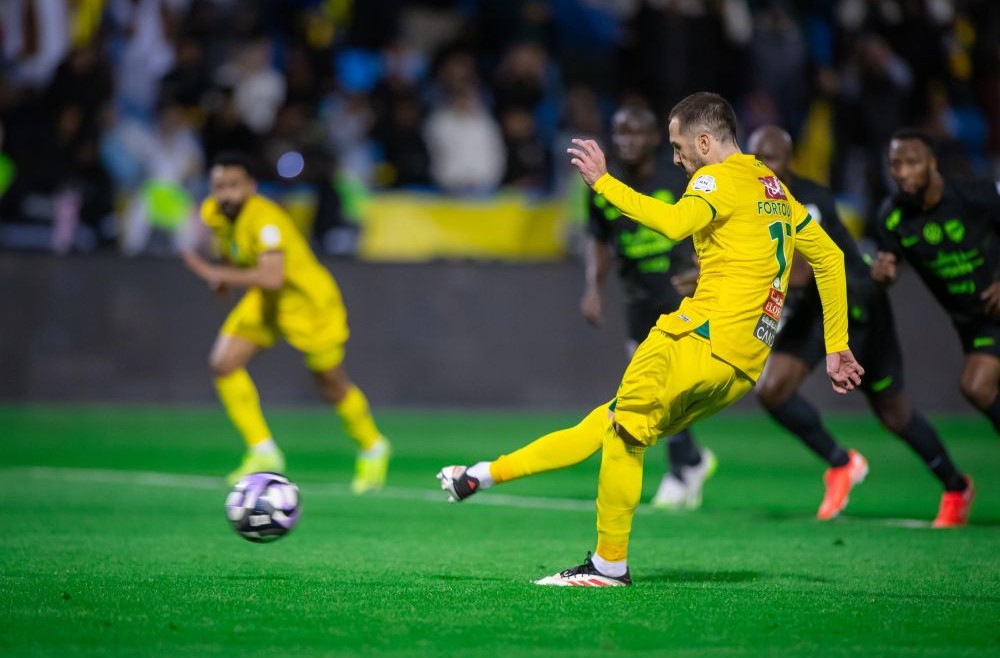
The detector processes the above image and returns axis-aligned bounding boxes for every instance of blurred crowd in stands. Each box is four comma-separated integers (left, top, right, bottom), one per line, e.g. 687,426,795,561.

0,0,998,254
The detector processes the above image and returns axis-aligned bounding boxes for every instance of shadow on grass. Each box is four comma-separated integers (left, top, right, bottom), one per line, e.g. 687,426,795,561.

640,569,761,584
640,569,833,585
429,574,511,583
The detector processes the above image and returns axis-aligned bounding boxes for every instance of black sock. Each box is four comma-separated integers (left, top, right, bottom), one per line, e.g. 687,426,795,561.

985,395,1000,434
897,413,967,492
768,395,849,467
667,429,701,478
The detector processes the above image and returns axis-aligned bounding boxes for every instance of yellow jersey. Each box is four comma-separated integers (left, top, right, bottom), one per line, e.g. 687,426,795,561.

200,194,342,313
593,153,848,381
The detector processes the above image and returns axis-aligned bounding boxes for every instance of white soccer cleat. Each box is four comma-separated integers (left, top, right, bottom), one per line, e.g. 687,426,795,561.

651,473,688,510
651,447,718,510
680,447,717,509
534,553,632,587
436,465,481,503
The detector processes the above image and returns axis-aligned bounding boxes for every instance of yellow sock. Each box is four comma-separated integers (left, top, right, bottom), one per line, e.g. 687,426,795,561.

335,385,382,451
215,369,272,448
595,424,646,562
490,403,609,484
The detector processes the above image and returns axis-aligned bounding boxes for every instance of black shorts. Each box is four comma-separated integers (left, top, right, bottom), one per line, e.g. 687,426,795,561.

625,292,682,345
772,283,904,397
955,318,1000,357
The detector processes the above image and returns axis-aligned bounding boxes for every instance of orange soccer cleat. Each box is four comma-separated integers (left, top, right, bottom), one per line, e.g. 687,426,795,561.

817,450,869,521
933,477,975,528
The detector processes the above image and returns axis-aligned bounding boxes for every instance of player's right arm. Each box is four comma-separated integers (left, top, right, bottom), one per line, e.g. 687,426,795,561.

181,249,285,291
582,237,612,327
591,176,715,241
581,189,613,327
568,138,714,241
871,200,902,285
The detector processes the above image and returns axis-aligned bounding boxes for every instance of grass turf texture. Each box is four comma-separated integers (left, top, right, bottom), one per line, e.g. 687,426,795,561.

2,406,999,657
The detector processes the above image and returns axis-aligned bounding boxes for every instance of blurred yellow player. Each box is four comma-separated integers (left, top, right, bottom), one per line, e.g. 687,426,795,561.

181,153,389,491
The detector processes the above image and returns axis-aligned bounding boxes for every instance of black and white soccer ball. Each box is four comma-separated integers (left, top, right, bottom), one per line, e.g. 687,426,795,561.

226,472,301,542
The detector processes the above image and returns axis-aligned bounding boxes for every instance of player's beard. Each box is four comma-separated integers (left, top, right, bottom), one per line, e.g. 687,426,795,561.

220,200,244,219
683,154,706,179
895,177,930,208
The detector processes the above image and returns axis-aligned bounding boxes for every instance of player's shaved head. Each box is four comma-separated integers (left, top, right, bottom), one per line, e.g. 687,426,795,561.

611,105,659,166
668,92,739,145
612,105,657,133
747,125,793,180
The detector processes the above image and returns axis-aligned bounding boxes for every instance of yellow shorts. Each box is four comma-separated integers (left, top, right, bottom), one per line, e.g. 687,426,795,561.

612,328,753,446
221,289,349,372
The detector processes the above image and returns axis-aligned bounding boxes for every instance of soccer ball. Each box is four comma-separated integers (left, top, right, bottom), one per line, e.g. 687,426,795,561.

226,472,301,542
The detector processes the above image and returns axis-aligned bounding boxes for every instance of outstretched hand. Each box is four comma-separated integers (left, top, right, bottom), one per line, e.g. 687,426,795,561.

981,281,1000,316
871,251,898,285
567,138,608,187
580,287,604,327
826,350,865,394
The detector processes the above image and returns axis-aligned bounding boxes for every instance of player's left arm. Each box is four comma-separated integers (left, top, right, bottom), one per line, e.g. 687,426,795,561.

978,181,1000,315
568,138,714,240
181,250,285,291
793,205,863,393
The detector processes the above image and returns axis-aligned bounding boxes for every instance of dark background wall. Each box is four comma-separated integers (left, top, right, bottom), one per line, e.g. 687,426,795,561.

0,252,970,412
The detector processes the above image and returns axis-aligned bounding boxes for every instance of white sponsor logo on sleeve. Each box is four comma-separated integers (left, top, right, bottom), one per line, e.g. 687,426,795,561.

691,175,716,193
260,224,282,248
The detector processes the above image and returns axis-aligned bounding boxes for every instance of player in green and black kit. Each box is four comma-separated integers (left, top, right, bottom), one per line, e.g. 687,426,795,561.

749,126,972,527
580,105,713,510
873,128,1000,439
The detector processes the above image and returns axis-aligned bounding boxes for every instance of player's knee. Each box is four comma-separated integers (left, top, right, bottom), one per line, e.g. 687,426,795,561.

869,394,910,434
960,375,996,411
876,406,909,435
209,353,237,378
755,377,789,409
314,369,351,402
613,422,645,447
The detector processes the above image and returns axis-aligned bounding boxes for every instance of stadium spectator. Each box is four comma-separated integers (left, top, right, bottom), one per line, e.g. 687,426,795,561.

424,52,506,195
118,101,203,255
0,1,998,253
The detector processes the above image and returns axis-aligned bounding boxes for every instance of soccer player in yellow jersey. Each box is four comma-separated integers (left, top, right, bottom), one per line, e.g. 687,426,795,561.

437,92,864,586
181,153,390,492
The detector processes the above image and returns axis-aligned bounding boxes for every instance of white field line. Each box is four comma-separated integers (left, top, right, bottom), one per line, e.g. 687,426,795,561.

7,466,599,513
6,467,934,526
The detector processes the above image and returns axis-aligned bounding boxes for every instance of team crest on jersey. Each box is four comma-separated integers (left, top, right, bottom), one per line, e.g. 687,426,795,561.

758,176,787,200
691,175,716,193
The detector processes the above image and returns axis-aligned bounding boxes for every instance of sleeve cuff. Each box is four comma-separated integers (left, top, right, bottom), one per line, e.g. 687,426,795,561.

593,172,614,194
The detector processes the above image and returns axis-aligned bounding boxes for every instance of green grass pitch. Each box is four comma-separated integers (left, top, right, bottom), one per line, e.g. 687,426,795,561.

2,405,999,657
